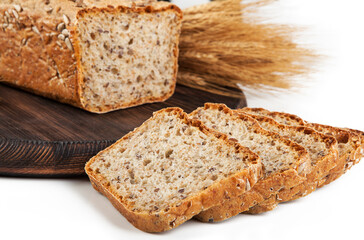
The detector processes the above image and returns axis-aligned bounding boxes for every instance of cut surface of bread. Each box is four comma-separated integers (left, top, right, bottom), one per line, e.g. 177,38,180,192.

85,107,262,232
238,109,338,204
0,1,182,113
242,107,363,187
76,3,182,112
189,103,310,222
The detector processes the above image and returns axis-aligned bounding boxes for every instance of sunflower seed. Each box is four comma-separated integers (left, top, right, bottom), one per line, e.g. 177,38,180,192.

245,179,251,191
5,11,11,19
21,38,28,45
63,14,70,25
58,34,65,41
45,7,53,14
11,10,19,19
13,5,22,12
32,26,40,35
56,41,62,47
56,22,65,32
65,37,73,51
62,29,69,37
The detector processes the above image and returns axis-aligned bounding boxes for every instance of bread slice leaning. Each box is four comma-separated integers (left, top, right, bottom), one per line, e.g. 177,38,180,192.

241,107,363,187
85,107,262,232
189,103,310,222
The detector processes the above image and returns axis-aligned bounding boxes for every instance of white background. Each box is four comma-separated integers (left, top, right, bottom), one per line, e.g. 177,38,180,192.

1,0,364,239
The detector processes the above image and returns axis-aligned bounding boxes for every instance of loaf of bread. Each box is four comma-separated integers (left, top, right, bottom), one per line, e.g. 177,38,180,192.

241,107,363,187
85,107,262,232
189,103,311,222
0,0,182,113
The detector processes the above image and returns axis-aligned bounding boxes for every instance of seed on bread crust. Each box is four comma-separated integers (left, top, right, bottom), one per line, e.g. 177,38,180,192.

45,6,53,14
56,22,65,32
63,14,70,25
58,34,65,41
65,37,73,51
32,26,40,35
13,5,22,13
11,10,19,19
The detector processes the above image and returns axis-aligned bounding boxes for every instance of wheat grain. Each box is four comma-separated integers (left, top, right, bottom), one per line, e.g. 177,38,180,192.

179,0,316,98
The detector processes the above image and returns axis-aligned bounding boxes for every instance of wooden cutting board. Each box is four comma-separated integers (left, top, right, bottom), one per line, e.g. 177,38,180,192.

0,84,246,177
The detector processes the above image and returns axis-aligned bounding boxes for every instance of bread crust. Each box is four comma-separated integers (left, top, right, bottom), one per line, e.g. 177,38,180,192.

344,128,364,162
244,195,278,214
0,6,79,106
0,1,182,113
306,123,362,187
190,103,311,222
242,107,305,126
85,107,263,232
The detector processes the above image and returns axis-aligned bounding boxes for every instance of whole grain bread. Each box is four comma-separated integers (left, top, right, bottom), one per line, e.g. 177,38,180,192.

85,107,262,232
306,123,362,186
241,107,363,187
0,0,182,113
189,103,310,222
237,110,338,210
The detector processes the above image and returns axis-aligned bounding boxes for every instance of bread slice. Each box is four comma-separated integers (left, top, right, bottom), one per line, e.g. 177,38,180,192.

305,123,362,186
242,107,363,187
343,128,364,163
0,1,182,113
189,103,310,222
85,107,262,232
238,109,338,205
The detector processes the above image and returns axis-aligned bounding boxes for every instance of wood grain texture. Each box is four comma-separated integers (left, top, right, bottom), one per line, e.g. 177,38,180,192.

0,84,246,177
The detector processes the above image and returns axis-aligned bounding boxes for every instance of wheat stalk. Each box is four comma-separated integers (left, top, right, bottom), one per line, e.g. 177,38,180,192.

178,0,316,98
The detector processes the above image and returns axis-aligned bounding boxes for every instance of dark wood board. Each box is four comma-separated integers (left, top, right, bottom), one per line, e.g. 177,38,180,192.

0,84,247,177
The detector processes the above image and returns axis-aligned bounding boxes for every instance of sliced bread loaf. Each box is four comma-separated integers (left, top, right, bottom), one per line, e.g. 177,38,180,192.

242,107,363,187
238,109,338,205
189,103,310,222
85,107,262,232
0,1,182,113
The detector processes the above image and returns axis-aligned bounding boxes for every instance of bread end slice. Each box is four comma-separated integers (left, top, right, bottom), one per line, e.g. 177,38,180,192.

85,107,262,232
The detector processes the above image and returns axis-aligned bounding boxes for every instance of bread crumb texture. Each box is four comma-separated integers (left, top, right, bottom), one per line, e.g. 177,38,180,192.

77,9,180,109
242,114,331,165
191,106,300,177
88,109,253,212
